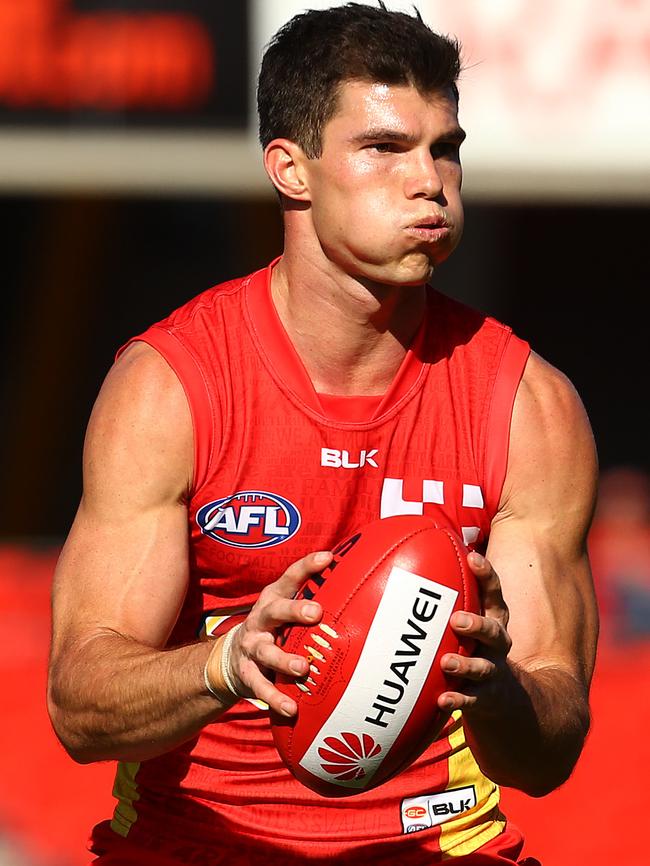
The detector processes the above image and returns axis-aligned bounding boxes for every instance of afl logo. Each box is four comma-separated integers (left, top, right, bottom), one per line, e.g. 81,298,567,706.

196,491,301,549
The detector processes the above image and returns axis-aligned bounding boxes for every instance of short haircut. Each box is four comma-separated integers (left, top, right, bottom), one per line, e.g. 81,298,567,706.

257,2,462,158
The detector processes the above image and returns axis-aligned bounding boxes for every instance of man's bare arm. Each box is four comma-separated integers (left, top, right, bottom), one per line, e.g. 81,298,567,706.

47,342,325,763
438,352,599,796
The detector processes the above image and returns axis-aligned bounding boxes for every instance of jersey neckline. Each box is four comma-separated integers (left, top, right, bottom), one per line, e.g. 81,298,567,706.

245,258,430,425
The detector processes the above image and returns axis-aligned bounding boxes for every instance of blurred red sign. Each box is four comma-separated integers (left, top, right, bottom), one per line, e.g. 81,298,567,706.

0,0,248,126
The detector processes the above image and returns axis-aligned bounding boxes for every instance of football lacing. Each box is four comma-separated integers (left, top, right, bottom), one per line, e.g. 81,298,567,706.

298,622,339,695
303,644,325,663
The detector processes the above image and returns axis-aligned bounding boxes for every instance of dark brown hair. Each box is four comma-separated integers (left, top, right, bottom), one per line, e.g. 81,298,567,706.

257,2,462,158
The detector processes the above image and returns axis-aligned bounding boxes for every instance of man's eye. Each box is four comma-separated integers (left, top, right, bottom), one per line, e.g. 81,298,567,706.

370,142,397,153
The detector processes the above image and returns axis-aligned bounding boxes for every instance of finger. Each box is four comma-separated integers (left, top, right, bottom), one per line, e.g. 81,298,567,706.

467,552,509,625
234,631,311,710
437,690,478,713
255,639,310,679
273,550,333,598
252,595,323,632
251,550,332,631
449,611,512,654
241,659,299,717
440,651,496,682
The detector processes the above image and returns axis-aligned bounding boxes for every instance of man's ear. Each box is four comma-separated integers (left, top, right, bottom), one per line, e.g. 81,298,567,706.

263,139,312,202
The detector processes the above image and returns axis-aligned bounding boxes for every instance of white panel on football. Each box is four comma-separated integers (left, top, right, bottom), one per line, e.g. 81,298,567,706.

462,484,484,508
298,566,458,790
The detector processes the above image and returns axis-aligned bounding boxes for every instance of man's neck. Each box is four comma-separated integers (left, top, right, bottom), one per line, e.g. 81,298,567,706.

271,251,427,397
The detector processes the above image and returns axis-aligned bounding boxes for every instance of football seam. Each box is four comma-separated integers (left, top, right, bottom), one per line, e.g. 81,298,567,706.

438,528,470,614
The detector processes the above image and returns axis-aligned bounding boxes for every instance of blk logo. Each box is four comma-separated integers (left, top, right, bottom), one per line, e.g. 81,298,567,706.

321,448,379,469
401,785,478,834
196,491,301,549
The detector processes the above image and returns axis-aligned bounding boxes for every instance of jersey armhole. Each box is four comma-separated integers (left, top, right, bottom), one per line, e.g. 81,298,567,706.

116,328,214,495
482,333,531,517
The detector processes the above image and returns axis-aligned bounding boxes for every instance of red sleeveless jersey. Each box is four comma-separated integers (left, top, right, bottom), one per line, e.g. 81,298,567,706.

90,260,531,865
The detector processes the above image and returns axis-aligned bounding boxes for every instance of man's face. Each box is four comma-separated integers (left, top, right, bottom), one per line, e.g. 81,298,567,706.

302,80,465,287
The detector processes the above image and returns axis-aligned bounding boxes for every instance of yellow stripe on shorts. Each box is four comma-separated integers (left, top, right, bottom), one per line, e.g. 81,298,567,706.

439,712,506,857
110,761,142,838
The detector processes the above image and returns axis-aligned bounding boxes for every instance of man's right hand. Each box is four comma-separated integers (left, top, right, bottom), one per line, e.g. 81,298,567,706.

206,551,333,716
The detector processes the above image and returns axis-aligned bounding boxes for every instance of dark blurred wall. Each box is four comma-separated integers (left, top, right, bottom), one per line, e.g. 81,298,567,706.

435,204,650,485
0,196,647,538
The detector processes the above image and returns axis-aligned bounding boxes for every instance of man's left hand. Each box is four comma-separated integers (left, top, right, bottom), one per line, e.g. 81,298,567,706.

438,551,513,713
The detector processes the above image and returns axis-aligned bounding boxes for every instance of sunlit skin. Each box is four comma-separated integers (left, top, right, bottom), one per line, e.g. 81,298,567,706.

300,80,466,289
264,81,467,395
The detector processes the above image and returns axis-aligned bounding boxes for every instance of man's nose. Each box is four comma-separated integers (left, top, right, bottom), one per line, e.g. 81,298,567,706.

404,151,444,200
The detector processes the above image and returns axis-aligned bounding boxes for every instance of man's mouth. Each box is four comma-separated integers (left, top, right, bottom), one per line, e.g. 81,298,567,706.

410,215,450,230
405,217,451,242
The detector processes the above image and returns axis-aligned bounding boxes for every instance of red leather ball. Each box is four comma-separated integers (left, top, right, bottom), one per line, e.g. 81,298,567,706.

271,515,479,797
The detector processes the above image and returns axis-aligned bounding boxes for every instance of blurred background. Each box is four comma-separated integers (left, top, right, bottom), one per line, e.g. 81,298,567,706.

1,1,648,864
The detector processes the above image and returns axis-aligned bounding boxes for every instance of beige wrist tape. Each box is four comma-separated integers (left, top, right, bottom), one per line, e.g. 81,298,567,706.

204,623,242,700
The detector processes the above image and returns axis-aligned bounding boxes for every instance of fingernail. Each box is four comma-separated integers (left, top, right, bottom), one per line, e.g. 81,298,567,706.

446,658,460,672
456,613,471,628
314,551,331,565
280,700,294,717
302,603,319,620
445,699,455,711
470,552,485,567
289,659,306,675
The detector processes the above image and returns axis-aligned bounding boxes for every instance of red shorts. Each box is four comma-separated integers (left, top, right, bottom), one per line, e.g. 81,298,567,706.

90,821,541,866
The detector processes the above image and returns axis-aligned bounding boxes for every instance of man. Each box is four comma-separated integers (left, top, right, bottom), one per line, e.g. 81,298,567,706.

47,4,598,864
